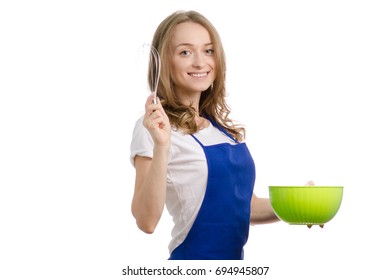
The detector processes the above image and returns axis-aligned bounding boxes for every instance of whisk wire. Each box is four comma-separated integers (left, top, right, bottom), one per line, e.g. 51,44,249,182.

146,44,161,104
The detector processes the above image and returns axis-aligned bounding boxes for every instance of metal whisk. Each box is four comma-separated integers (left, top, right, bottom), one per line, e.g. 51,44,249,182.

146,44,161,104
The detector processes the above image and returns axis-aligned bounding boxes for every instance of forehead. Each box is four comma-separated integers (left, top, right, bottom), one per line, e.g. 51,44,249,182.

171,22,211,47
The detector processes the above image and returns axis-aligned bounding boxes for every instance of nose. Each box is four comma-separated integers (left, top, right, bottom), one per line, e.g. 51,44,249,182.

192,52,206,68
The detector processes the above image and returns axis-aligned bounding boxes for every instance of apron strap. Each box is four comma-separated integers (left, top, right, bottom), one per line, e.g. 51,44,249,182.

190,134,205,147
205,116,239,144
191,116,239,145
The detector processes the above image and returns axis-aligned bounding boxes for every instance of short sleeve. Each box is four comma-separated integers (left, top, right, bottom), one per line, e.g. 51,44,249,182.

130,116,154,166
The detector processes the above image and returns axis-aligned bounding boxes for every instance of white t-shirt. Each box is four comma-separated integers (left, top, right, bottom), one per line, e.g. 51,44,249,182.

130,116,236,254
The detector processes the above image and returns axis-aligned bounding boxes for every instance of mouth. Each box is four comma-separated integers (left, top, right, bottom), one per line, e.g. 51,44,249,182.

188,71,210,79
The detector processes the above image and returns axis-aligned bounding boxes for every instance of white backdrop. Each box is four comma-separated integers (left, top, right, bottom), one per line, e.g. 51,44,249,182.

1,1,389,279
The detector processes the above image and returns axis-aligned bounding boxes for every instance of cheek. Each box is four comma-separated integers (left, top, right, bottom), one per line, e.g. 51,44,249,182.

209,58,217,71
170,68,183,84
209,60,217,78
169,63,180,82
170,59,185,77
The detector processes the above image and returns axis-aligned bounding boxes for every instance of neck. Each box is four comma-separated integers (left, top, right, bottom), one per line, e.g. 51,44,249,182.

176,90,201,112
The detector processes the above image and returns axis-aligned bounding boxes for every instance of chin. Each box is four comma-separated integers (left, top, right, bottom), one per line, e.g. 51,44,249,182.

196,84,213,92
180,82,212,94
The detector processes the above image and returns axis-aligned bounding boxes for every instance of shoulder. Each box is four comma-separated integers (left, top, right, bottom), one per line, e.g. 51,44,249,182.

133,115,144,129
131,115,149,137
130,115,153,165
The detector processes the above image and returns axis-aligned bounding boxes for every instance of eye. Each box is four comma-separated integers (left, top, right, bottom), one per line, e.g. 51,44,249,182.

180,50,191,56
205,49,214,55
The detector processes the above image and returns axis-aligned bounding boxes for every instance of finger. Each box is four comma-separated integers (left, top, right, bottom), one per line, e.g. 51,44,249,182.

145,94,156,106
151,110,163,119
145,103,159,115
147,116,166,131
146,98,167,119
145,94,158,113
156,97,169,119
305,180,315,186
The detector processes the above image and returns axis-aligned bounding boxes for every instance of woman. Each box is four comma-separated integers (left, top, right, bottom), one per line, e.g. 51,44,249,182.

130,10,280,260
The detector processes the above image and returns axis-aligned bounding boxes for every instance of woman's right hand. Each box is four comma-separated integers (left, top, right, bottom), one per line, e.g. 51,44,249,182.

143,94,171,148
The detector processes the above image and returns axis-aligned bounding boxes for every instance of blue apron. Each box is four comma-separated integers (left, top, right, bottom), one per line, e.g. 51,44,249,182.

169,119,256,260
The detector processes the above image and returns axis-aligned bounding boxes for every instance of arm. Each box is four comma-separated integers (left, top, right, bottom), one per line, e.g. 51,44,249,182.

250,194,280,225
131,95,171,234
132,150,168,233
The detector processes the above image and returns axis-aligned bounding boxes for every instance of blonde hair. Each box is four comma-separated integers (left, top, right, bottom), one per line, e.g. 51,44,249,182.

149,10,245,141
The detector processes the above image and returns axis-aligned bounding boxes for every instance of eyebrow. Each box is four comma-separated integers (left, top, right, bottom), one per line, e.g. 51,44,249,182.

174,42,213,49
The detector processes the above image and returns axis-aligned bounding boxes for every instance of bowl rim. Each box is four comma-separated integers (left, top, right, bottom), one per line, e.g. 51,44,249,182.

269,186,344,188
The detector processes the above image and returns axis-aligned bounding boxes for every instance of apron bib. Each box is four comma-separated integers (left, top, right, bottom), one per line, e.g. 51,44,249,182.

169,119,255,260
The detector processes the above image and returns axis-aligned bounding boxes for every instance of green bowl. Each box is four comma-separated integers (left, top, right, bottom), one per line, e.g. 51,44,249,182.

269,186,343,226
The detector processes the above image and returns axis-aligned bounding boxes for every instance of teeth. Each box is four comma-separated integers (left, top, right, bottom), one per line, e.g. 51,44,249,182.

190,72,207,78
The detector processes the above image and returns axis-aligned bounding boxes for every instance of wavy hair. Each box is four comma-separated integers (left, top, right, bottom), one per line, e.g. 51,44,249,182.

148,10,245,142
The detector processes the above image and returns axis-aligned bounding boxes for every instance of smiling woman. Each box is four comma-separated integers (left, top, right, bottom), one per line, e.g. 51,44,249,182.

130,10,280,260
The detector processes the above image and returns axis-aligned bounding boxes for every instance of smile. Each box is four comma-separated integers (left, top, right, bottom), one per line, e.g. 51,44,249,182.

188,72,209,78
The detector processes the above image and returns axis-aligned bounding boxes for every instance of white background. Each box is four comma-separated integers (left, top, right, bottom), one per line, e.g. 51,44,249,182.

1,0,389,279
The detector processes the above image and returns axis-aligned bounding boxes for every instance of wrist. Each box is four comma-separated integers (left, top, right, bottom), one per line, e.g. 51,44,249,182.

153,143,170,156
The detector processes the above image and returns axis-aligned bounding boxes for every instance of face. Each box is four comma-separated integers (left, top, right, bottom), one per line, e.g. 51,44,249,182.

169,22,216,99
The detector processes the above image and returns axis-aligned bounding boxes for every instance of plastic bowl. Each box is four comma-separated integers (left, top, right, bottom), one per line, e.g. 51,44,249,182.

269,186,343,227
